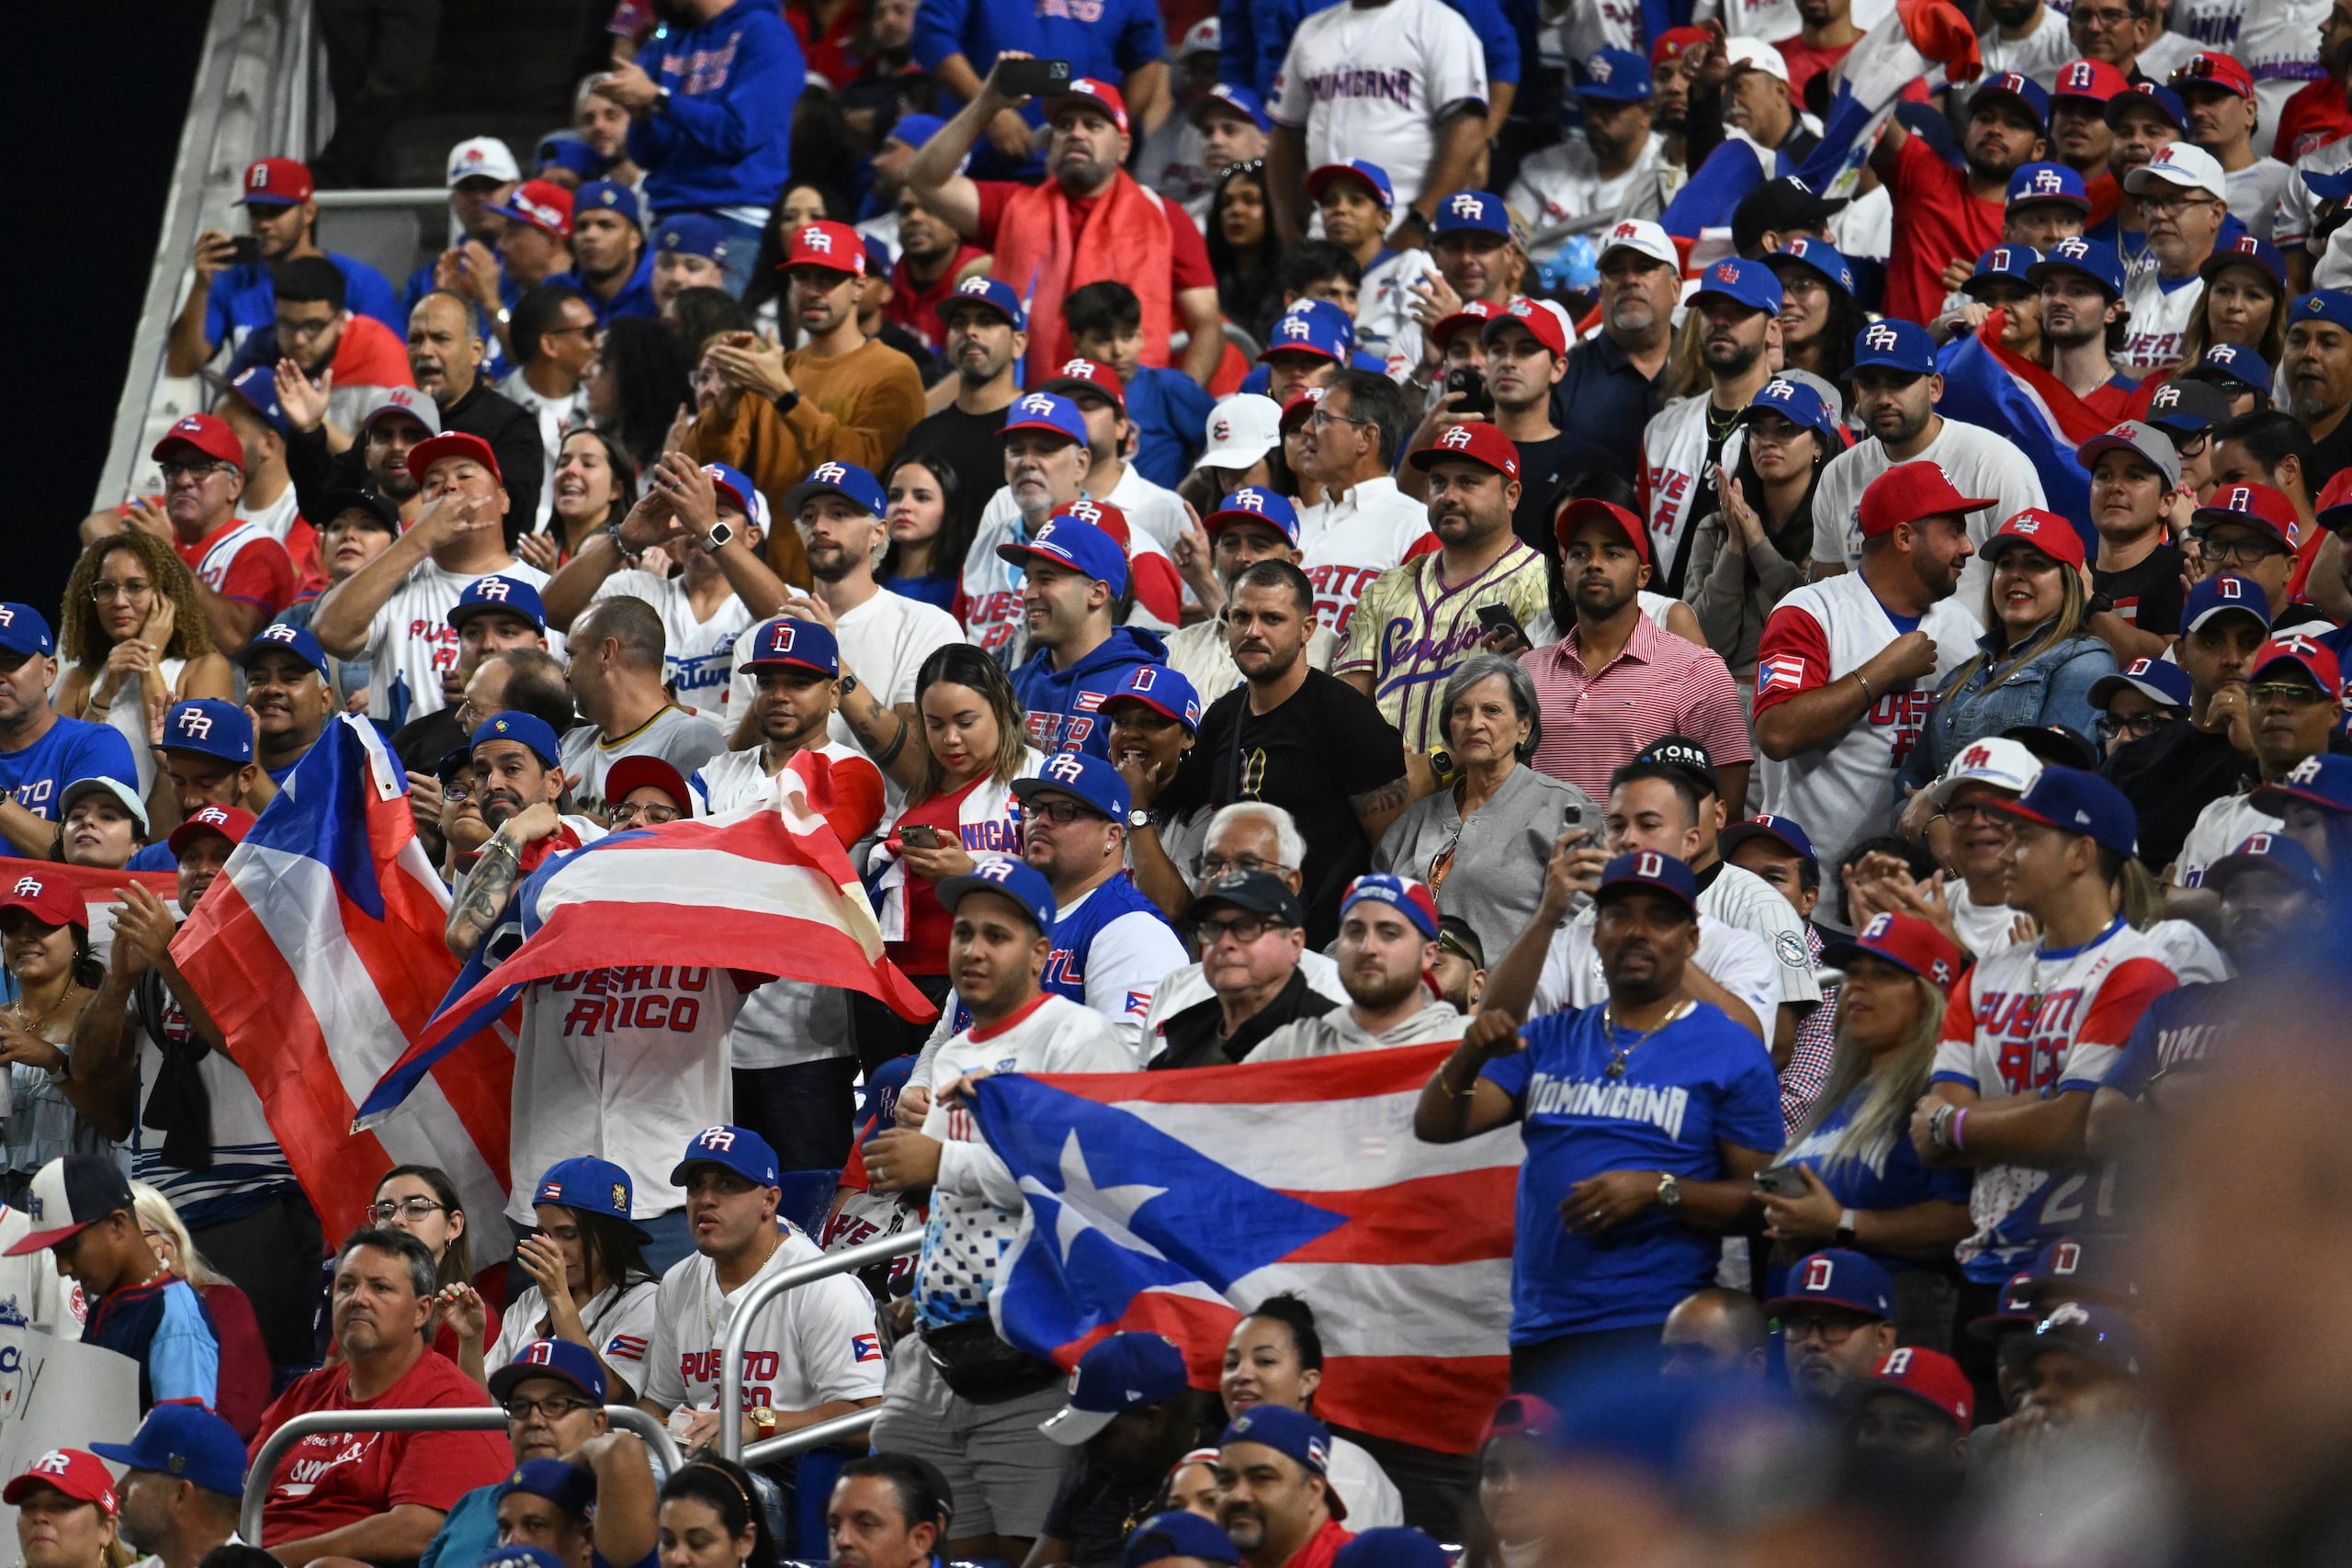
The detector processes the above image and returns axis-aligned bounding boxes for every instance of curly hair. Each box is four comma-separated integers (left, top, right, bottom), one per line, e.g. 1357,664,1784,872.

59,533,219,670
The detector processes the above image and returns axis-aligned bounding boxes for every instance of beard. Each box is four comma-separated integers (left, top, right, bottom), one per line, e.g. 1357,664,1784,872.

1702,335,1763,378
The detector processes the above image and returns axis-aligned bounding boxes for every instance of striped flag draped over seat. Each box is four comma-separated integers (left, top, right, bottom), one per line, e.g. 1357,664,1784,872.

968,1042,1519,1454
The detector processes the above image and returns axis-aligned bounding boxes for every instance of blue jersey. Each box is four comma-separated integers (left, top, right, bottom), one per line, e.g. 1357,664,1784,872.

2103,978,2246,1100
0,717,138,821
1483,999,1782,1343
915,0,1165,175
204,251,404,360
1011,626,1168,761
84,1274,219,1412
127,841,176,873
1124,366,1215,491
1769,1080,1971,1294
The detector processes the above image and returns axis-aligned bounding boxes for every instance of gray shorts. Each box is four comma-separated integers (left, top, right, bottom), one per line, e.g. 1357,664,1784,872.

869,1337,1074,1540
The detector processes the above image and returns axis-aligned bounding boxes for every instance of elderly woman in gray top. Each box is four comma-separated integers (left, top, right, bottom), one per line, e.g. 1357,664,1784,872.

1373,653,1597,961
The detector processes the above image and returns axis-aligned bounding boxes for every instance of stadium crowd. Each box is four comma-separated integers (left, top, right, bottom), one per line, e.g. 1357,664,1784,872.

4,0,2352,1564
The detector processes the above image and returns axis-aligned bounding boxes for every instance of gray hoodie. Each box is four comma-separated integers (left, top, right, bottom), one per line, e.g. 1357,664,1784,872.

1244,999,1464,1063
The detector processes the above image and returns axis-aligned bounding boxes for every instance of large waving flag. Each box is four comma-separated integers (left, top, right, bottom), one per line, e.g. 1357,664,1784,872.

357,773,935,1129
969,1043,1519,1454
171,716,519,1250
1936,308,2104,551
0,859,176,926
1794,0,1984,201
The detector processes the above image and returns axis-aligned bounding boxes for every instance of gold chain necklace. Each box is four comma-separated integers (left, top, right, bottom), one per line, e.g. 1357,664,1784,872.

1600,998,1694,1078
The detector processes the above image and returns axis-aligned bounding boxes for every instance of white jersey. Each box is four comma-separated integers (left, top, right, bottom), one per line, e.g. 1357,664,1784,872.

728,589,960,805
642,1224,888,1416
560,706,729,818
2225,157,2292,239
1510,135,1672,259
1531,908,1781,1040
1296,477,1437,637
961,494,1182,657
1949,883,2021,960
2120,267,2206,374
1807,418,2046,607
1975,6,2078,88
497,369,586,529
913,994,1128,1328
2273,133,2352,247
1358,249,1442,361
594,570,752,717
238,486,303,550
1639,396,1751,588
1139,950,1351,1063
356,557,553,728
1930,917,2177,1276
1697,0,1895,42
0,1205,86,1335
2174,0,2328,156
1700,862,1824,1009
488,1278,662,1393
1752,574,1984,900
2135,28,2205,81
1269,0,1489,212
1326,1438,1407,1529
691,738,885,820
2173,789,2283,886
186,519,290,598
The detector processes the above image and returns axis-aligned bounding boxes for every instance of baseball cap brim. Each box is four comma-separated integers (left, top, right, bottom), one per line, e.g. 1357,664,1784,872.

1038,1404,1120,1446
1763,1288,1888,1319
2,1217,99,1257
2086,670,2185,707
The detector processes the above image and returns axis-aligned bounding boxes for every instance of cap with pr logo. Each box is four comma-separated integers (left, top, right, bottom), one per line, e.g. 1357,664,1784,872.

668,1124,781,1188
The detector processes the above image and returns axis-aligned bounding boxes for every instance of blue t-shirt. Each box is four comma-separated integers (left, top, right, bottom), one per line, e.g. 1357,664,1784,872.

127,841,176,872
1483,1000,1783,1344
1768,1080,1971,1293
1125,366,1215,491
912,0,1165,176
885,572,958,615
0,717,139,821
84,1274,219,1412
592,254,662,324
204,251,404,359
2103,978,2245,1100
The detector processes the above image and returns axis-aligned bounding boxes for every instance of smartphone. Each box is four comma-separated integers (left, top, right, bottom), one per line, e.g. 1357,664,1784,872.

1443,367,1492,419
227,235,264,267
1753,1165,1809,1199
899,824,944,850
996,57,1074,99
1476,602,1528,649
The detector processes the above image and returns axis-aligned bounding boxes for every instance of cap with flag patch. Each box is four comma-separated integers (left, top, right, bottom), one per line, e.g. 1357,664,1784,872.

1717,813,1817,869
1341,873,1442,941
936,274,1026,331
1766,1247,1894,1319
1043,357,1127,412
237,157,313,208
1820,911,1966,994
488,179,574,240
1430,190,1510,237
1001,391,1091,448
1,1450,119,1514
470,710,562,768
1013,750,1131,823
785,220,866,275
1261,300,1355,364
532,1156,649,1237
2252,751,2352,818
1221,1406,1342,1516
2247,632,2342,693
1992,764,2139,858
1203,485,1301,544
783,459,887,520
0,873,85,934
1595,851,1698,917
3,1154,135,1256
153,413,245,472
167,805,256,861
1046,78,1130,133
2191,482,2301,549
1406,421,1521,479
447,575,548,634
161,698,254,763
1866,1347,1974,1433
741,615,840,676
1981,508,2087,570
2006,162,2090,213
669,1123,781,1189
1690,255,1782,316
1849,318,1938,377
1093,664,1203,736
937,857,1058,934
2088,656,2192,711
1039,1332,1191,1445
2029,235,2128,299
1857,461,1998,537
1305,159,1396,212
2180,572,2271,633
1198,398,1283,474
997,515,1129,596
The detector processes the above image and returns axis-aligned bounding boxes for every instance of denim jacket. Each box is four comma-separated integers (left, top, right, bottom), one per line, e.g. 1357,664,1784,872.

1899,627,2116,793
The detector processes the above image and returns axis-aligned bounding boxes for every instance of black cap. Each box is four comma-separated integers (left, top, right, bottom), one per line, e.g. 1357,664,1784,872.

320,487,401,533
1635,734,1718,798
1184,869,1306,928
1436,915,1485,968
2141,378,2234,439
1732,177,1849,255
2001,723,2099,773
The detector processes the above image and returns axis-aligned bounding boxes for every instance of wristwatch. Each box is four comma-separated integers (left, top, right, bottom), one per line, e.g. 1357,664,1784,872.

1428,747,1458,787
1656,1172,1681,1209
750,1406,776,1438
704,518,735,550
1127,807,1154,830
1835,1208,1859,1248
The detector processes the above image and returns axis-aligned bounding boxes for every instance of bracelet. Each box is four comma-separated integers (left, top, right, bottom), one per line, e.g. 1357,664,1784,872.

1928,1101,1954,1149
1950,1107,1969,1151
483,834,520,864
1853,669,1875,703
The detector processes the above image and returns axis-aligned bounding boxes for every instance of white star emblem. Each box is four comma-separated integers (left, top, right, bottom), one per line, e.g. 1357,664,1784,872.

1020,1131,1169,1267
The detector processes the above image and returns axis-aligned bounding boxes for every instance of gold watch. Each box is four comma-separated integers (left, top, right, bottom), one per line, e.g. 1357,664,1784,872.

750,1406,777,1438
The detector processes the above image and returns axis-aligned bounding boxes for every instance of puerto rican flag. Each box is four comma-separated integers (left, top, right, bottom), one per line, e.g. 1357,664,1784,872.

1793,0,1984,202
0,859,176,931
1935,308,2105,556
969,1043,1517,1454
1758,654,1810,694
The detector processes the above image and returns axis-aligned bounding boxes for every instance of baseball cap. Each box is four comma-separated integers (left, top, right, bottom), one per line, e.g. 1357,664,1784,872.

1095,664,1202,735
1717,813,1818,869
1820,911,1967,993
2252,751,2352,817
470,710,562,769
1039,1332,1191,1445
1305,160,1396,212
1555,496,1651,565
1738,376,1842,444
1202,486,1301,544
1221,1406,1342,1517
531,1155,650,1243
1125,1512,1240,1568
937,856,1057,933
2201,232,2287,288
1731,176,1848,254
2173,49,2256,99
740,615,840,676
1991,764,2139,859
1929,735,2042,807
488,178,575,240
59,776,149,837
2181,343,2270,396
1340,873,1442,941
319,489,403,537
1981,508,2087,570
153,413,244,471
2087,656,2193,711
240,621,331,680
1976,1270,2042,1337
1864,1348,1974,1434
1430,189,1510,238
2181,572,2271,633
603,756,693,818
2024,1302,2144,1377
2050,57,2129,106
998,514,1129,597
166,805,256,861
689,462,769,531
1764,235,1856,299
1595,849,1699,917
937,274,1027,332
90,1404,248,1496
1198,396,1283,473
862,235,895,281
2142,377,2234,438
2029,235,2128,299
2192,482,2301,549
784,458,888,521
447,575,548,634
2076,420,2182,488
1046,78,1130,132
1,1451,119,1514
447,136,522,186
1279,386,1327,432
1650,25,1710,64
2247,631,2342,693
408,431,502,485
1427,299,1501,353
2205,830,2327,899
1190,83,1271,132
2124,141,2228,203
0,872,85,934
670,1124,781,1189
1261,300,1354,364
655,214,732,261
1972,70,2051,129
158,698,252,762
784,219,866,276
226,364,289,436
2003,723,2100,773
3,1153,135,1256
2108,80,2188,131
1962,243,2041,299
1723,37,1790,84
1013,750,1131,823
1186,869,1308,930
1407,422,1522,479
1634,734,1718,799
1849,318,1939,377
573,178,645,231
1856,461,1997,538
1333,1531,1450,1568
237,156,312,208
1044,357,1128,413
1001,390,1091,448
2291,288,2352,333
358,384,443,437
885,112,947,150
1577,48,1653,101
1482,295,1570,356
1767,1248,1894,1319
1690,255,1782,316
0,603,55,659
1596,217,1679,270
495,1459,597,1520
2007,162,2090,213
1481,1393,1556,1448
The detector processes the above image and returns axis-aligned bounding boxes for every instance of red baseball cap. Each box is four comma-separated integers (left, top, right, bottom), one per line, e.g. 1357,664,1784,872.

1279,385,1327,433
1479,1393,1557,1447
1430,299,1500,351
1056,497,1133,549
3,1450,119,1515
1650,25,1710,65
238,156,314,208
1857,461,1998,539
1865,1347,1973,1434
1981,508,2087,570
1047,78,1129,135
0,873,85,934
1820,911,1966,993
784,219,867,276
492,178,574,240
1555,497,1651,566
1043,357,1126,413
407,432,503,485
2191,481,2301,548
153,413,245,471
605,756,693,813
168,804,256,859
2247,632,2344,694
1407,422,1521,479
2174,50,2255,99
1481,296,1569,356
2050,58,2129,106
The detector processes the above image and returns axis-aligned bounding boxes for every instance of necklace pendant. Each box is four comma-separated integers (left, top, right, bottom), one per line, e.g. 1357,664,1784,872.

1605,1057,1626,1079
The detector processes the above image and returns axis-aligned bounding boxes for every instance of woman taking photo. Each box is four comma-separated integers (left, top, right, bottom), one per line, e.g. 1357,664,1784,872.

54,535,232,795
1220,1294,1406,1529
1373,655,1595,964
521,428,641,570
1683,377,1840,688
487,1156,662,1403
1205,162,1283,338
0,875,106,1208
877,456,969,614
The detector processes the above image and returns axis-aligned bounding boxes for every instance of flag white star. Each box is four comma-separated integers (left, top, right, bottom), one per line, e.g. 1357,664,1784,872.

1021,1130,1169,1266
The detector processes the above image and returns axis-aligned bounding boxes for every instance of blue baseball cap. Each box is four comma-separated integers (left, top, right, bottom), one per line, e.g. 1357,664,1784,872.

1340,873,1442,942
448,575,548,634
2253,752,2352,818
1204,486,1302,545
864,235,896,282
470,710,562,768
0,604,55,659
1125,1512,1241,1568
2183,342,2268,392
1597,849,1700,916
2305,165,2352,203
2292,289,2352,333
1576,48,1652,102
1094,664,1202,735
936,274,1027,332
2088,655,2193,711
2026,1301,2145,1377
1305,160,1396,212
998,513,1130,597
495,1458,597,1520
161,698,254,763
226,364,289,435
937,857,1057,933
1994,763,2139,859
531,1156,650,1240
2107,81,2187,131
1013,750,1131,823
1850,318,1939,377
784,459,887,520
488,1337,609,1404
1039,1332,1191,1445
239,622,330,681
1001,390,1091,448
1333,1531,1451,1568
2181,572,2271,633
1766,1247,1894,1319
887,112,947,149
1259,300,1354,365
1690,255,1782,316
1221,1405,1340,1512
89,1404,247,1496
1963,243,2040,299
1737,376,1842,444
1430,189,1510,238
1191,82,1271,131
697,461,770,531
435,745,475,786
670,1123,781,1188
740,615,840,677
2211,831,2329,897
1717,812,1818,869
2202,231,2287,288
653,213,731,261
2029,235,2128,299
2006,161,2090,213
1764,235,1854,299
573,178,644,230
1972,70,2051,129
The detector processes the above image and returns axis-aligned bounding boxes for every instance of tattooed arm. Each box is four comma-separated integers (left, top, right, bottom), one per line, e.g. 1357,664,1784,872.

1349,773,1418,849
445,804,560,958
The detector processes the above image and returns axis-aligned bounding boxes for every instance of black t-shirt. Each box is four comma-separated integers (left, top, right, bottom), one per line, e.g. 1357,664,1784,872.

896,402,1009,558
1042,1457,1164,1568
2103,715,2254,872
1182,669,1410,946
1510,427,1583,562
2307,410,2352,496
2095,542,2187,637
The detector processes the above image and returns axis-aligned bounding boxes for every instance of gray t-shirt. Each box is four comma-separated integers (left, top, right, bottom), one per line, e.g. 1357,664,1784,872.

560,705,728,817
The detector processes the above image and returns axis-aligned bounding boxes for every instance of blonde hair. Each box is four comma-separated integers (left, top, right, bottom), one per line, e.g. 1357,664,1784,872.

130,1180,224,1288
1952,542,2091,693
1783,970,1948,1173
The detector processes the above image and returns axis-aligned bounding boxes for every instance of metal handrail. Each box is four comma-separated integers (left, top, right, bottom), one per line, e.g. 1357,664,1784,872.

716,1231,922,1461
241,1404,684,1545
313,186,458,209
742,1404,883,1467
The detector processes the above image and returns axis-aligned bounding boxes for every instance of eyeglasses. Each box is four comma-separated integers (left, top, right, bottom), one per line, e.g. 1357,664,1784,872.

91,579,154,603
1306,408,1372,431
160,459,228,481
2247,682,2331,707
611,801,682,826
2139,188,2222,213
367,1197,449,1223
1942,800,2008,825
1197,852,1279,879
1781,1314,1868,1345
2096,710,2175,741
2073,4,2137,27
1195,914,1285,945
275,315,339,340
504,1394,598,1422
1028,799,1102,825
441,784,471,805
2199,536,2287,566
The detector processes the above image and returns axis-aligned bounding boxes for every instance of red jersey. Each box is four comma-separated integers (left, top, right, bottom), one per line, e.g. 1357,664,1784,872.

2276,77,2352,164
971,182,1216,295
1884,136,2007,328
176,516,296,616
328,314,416,392
1283,1517,1355,1568
888,245,990,356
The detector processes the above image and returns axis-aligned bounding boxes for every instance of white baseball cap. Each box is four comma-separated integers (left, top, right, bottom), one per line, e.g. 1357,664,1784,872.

1724,38,1791,85
1196,393,1283,471
2122,141,2227,204
1179,17,1220,56
1929,737,2043,807
1597,217,1679,270
447,136,521,187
